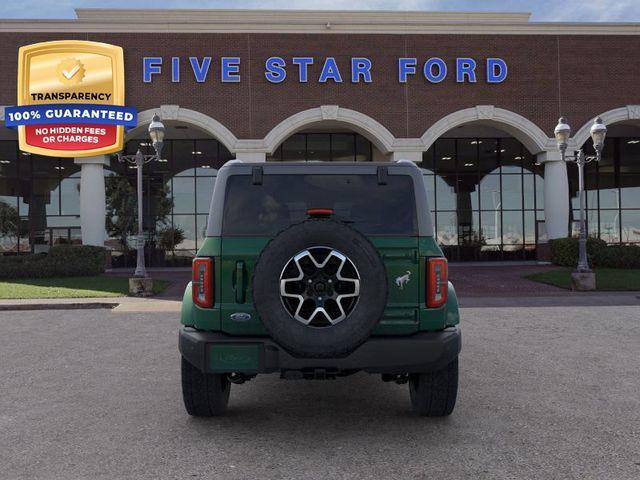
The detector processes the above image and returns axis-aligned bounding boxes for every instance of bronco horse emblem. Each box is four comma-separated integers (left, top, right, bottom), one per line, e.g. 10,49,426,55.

395,271,412,290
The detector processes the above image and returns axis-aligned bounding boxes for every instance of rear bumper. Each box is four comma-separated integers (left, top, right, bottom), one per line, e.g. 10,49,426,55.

179,326,461,375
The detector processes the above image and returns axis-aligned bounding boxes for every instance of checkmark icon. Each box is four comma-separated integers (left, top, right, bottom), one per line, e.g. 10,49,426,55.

62,64,80,79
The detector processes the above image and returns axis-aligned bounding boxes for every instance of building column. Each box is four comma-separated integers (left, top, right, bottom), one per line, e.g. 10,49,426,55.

235,152,266,162
74,155,109,246
538,151,569,240
391,151,422,163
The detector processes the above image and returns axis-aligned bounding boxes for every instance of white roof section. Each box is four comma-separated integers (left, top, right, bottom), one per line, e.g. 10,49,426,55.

0,9,637,35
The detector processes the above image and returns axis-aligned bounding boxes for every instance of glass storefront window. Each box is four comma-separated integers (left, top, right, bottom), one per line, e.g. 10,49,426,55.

478,139,499,173
524,210,536,245
60,176,80,215
282,134,306,161
435,139,456,176
501,174,523,211
172,177,195,214
195,139,218,166
621,210,640,243
196,176,216,214
481,209,501,246
621,174,640,209
479,175,501,211
456,138,477,173
421,147,434,171
599,210,620,243
355,134,372,162
0,141,18,177
421,135,552,260
534,174,544,210
456,175,479,210
568,136,640,244
422,174,436,210
523,174,536,210
436,211,457,246
306,134,331,161
332,134,356,161
172,214,196,252
502,211,524,247
275,132,374,162
435,175,456,211
31,155,59,178
500,138,523,173
2,133,638,262
173,140,195,176
619,138,640,174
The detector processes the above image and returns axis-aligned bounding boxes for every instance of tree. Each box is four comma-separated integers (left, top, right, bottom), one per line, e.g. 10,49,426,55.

0,201,21,250
105,176,173,252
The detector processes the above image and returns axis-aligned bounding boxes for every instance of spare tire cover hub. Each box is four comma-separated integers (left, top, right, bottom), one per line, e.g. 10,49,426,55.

252,219,388,358
280,246,360,327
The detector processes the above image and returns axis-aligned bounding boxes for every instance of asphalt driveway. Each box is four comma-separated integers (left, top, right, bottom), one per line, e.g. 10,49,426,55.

1,306,639,479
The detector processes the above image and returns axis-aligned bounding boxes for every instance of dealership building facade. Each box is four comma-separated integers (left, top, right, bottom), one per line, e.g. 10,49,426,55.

0,9,639,263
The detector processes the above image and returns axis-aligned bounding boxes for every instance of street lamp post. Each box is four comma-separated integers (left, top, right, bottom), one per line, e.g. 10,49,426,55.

117,114,165,292
553,116,607,289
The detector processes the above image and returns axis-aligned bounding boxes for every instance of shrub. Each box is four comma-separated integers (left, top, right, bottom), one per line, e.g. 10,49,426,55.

157,226,185,252
550,237,640,268
593,244,640,268
0,245,106,279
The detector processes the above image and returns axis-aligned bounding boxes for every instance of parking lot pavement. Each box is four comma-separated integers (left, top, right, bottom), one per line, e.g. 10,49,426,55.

1,307,639,480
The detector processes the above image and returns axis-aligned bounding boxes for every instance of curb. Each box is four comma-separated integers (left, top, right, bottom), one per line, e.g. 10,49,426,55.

0,302,119,312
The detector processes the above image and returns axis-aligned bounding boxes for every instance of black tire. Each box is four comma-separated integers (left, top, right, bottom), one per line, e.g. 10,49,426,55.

252,219,387,358
409,357,458,417
181,358,230,417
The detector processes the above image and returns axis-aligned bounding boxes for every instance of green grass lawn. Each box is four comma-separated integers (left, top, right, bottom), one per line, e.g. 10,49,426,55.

526,268,640,291
0,276,170,299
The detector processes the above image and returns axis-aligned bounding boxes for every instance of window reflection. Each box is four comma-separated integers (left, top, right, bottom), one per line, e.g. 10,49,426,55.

501,175,523,210
2,133,639,263
420,136,544,260
271,132,374,162
436,211,457,246
570,136,640,244
621,210,640,243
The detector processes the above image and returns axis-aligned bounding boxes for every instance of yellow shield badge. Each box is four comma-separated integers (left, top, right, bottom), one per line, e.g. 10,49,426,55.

6,40,135,158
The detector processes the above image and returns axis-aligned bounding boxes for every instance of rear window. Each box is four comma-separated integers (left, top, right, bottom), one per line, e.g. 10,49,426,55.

222,174,417,236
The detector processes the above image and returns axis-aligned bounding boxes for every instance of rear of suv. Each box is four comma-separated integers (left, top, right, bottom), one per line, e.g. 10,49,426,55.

179,160,461,416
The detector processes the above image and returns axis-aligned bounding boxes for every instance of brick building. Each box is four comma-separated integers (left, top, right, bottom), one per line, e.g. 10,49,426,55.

0,9,639,263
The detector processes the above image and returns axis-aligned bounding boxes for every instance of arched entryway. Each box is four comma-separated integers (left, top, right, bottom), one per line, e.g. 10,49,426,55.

263,106,394,162
569,108,640,245
417,112,550,261
0,125,85,255
106,112,235,267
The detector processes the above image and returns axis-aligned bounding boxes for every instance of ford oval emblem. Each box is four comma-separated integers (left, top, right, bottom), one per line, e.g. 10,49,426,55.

230,312,252,322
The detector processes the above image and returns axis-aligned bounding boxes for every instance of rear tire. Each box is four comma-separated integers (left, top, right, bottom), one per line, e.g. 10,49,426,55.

409,357,458,416
181,358,230,417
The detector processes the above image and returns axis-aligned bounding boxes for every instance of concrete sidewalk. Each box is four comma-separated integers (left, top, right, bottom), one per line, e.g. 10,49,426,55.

0,264,637,312
1,291,638,312
0,296,181,312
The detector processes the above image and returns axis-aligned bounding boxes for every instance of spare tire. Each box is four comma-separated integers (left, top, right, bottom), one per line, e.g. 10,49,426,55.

253,219,387,358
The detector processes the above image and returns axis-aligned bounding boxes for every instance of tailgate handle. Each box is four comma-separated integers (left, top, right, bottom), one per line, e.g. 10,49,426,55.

233,261,246,304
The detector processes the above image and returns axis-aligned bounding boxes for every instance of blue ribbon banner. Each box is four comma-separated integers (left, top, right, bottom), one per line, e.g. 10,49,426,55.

4,104,137,128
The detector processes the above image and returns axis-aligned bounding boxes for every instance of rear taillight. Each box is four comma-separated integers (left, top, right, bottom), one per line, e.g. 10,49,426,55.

192,258,214,308
426,257,448,308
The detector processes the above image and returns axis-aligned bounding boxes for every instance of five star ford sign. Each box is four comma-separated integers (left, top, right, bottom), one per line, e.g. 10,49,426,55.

5,40,137,158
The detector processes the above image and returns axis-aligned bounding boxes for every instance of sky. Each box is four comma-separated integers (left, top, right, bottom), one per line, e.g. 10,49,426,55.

0,0,639,22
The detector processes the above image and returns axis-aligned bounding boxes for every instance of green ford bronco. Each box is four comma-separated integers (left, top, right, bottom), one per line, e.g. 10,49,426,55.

179,160,461,416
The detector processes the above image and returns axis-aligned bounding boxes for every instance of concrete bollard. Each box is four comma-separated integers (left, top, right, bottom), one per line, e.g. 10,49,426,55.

129,277,154,297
